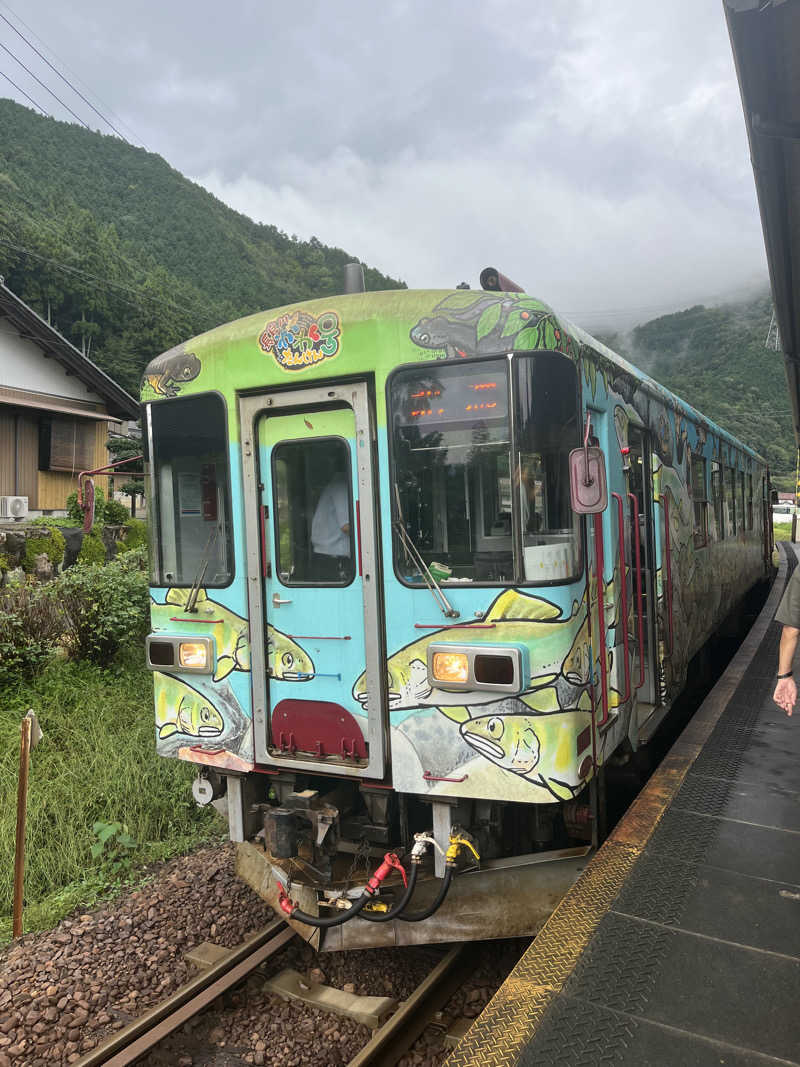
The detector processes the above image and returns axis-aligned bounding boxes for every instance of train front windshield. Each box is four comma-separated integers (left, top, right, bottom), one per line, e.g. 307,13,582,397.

390,353,581,585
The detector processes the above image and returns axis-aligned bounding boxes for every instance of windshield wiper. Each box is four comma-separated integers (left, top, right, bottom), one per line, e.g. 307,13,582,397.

184,529,218,613
393,484,459,619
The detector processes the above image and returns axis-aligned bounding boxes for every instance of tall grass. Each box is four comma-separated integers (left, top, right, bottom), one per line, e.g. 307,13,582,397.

0,654,217,938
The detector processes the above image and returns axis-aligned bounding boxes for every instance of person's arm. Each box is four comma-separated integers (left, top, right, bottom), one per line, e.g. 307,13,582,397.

774,625,799,715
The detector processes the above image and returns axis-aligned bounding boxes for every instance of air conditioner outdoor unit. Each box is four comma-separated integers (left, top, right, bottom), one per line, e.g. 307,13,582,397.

0,496,29,520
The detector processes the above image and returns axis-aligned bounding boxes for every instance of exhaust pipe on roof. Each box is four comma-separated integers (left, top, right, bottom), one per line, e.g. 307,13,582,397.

480,266,525,293
344,262,366,294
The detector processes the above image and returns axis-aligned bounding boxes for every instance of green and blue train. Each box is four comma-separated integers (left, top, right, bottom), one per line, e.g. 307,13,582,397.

143,272,771,949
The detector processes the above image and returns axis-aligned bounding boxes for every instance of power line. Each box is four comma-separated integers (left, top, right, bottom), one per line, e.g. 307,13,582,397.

0,188,200,316
0,236,200,316
0,10,131,143
0,66,46,115
0,0,148,149
0,38,89,128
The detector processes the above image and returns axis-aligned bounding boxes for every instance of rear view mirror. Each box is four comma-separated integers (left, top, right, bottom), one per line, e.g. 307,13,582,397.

569,446,608,513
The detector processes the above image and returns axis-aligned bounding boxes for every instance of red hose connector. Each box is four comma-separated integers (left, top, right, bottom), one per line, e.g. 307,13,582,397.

367,852,407,893
277,882,296,917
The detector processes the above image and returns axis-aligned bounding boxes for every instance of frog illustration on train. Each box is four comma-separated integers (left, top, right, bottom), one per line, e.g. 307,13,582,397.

142,345,202,398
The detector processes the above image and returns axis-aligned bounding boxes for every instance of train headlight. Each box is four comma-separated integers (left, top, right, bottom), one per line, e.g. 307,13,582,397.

146,634,215,674
179,642,209,669
432,652,470,685
426,643,527,693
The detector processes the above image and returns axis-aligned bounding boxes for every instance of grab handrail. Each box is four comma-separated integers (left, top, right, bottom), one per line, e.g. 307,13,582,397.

611,493,631,706
658,495,674,654
592,512,610,728
627,492,646,690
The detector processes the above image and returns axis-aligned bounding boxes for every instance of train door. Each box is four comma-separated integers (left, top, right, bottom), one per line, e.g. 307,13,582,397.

627,427,659,724
239,383,387,779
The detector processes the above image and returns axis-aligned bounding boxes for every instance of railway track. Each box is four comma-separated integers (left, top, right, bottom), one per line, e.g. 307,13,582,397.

73,919,295,1067
72,924,487,1067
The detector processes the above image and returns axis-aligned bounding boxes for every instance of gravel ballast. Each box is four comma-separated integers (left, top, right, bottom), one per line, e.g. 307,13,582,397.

0,844,523,1067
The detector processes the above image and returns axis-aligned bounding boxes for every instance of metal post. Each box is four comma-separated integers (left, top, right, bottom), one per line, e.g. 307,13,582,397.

13,712,36,938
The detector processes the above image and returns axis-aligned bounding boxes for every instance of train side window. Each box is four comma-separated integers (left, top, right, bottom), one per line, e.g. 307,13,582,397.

148,393,233,587
272,438,355,586
747,473,754,530
725,466,737,536
711,460,724,540
691,454,708,548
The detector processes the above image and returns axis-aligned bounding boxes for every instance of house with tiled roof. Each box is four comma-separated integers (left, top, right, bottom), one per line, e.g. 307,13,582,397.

0,279,138,516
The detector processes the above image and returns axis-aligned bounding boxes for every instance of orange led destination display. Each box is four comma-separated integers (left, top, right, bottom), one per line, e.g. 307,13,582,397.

400,369,507,426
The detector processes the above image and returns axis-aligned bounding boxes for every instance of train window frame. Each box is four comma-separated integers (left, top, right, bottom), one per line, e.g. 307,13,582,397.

690,452,708,549
387,355,515,589
747,473,754,530
513,351,583,585
386,351,584,589
269,434,356,588
146,391,235,589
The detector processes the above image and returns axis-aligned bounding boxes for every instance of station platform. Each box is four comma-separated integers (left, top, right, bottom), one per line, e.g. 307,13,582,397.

450,545,800,1066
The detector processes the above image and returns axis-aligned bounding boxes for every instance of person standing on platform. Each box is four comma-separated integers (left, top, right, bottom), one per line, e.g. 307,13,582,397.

773,568,800,715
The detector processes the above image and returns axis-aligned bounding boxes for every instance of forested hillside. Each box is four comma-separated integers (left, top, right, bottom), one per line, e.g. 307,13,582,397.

596,294,794,484
0,99,404,394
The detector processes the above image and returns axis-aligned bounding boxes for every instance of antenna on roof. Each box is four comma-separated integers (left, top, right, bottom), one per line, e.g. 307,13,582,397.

480,266,524,293
344,263,366,294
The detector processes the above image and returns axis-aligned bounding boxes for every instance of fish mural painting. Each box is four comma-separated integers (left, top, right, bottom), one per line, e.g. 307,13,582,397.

151,589,314,683
353,582,620,802
151,588,315,769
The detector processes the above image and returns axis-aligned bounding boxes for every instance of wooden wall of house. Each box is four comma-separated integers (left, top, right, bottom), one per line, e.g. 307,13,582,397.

36,420,110,510
0,409,38,502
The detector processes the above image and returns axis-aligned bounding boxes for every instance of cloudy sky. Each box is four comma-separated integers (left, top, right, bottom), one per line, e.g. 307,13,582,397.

1,0,769,330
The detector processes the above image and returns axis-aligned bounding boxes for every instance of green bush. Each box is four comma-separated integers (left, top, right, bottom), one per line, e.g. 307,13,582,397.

29,516,80,528
103,497,130,525
22,528,66,572
0,584,63,686
116,518,148,554
55,551,150,663
77,531,107,564
66,485,106,526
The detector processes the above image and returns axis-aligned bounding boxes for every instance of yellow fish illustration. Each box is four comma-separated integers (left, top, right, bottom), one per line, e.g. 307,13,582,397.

353,589,576,712
152,589,314,683
267,626,315,680
457,702,593,800
154,673,225,741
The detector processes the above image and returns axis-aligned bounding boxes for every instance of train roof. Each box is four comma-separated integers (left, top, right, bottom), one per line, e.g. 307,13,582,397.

143,288,765,466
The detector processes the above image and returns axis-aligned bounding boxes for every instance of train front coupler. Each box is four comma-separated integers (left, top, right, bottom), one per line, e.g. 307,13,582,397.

277,850,406,928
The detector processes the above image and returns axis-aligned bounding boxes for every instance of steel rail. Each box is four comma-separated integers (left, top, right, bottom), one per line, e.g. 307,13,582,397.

349,943,473,1067
74,919,294,1067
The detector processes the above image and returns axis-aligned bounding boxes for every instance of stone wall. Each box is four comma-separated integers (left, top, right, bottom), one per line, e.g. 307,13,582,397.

0,523,127,583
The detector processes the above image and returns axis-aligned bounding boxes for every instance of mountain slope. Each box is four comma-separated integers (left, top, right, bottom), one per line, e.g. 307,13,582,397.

0,98,404,393
599,294,794,483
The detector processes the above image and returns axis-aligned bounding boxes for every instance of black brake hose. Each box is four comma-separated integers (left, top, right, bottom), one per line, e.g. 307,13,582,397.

358,862,419,922
285,888,373,928
397,865,453,922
